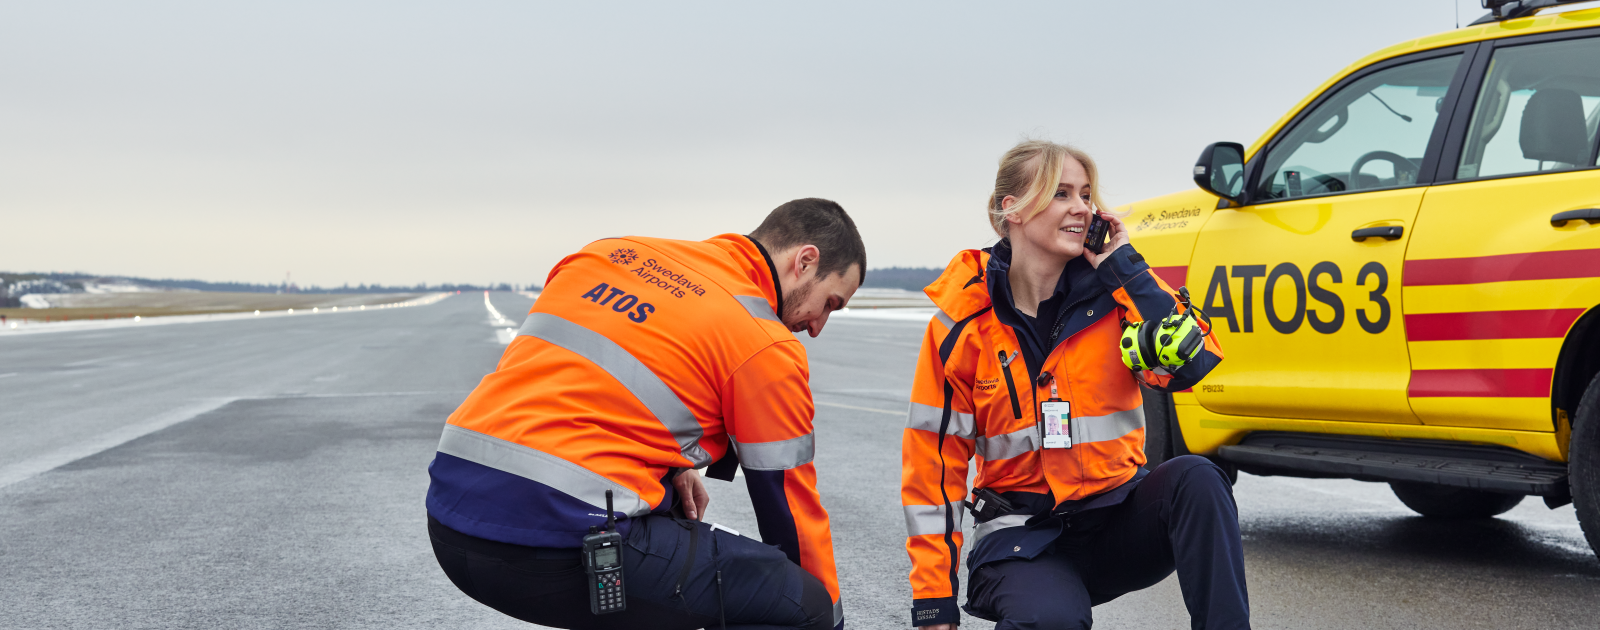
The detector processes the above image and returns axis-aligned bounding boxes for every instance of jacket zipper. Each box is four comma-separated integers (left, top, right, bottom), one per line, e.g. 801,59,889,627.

997,350,1022,420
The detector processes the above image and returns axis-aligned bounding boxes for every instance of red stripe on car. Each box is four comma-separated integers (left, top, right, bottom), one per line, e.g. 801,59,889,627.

1408,368,1553,398
1404,308,1585,341
1150,266,1188,289
1404,248,1600,286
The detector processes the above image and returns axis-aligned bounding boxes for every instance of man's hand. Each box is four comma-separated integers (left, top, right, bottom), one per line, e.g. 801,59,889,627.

672,469,711,520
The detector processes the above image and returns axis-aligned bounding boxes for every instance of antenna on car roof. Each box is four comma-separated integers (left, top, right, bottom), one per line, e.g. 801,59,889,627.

1473,0,1590,24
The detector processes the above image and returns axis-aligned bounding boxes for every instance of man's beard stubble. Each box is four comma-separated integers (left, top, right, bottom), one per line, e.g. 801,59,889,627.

780,277,816,331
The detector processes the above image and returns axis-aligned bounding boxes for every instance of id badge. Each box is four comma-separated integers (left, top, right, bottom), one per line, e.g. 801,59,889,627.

1040,400,1072,449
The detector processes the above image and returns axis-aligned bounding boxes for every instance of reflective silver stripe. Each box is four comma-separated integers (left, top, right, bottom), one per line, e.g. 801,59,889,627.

517,313,711,467
731,433,815,471
975,424,1037,461
969,513,1030,550
903,501,964,537
832,599,844,627
934,309,956,329
1070,407,1145,445
905,402,974,440
436,424,650,516
734,295,780,322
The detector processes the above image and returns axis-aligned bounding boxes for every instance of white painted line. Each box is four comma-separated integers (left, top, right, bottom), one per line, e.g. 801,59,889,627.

0,293,452,337
0,373,16,379
483,291,513,326
0,390,467,490
815,400,903,416
0,397,238,490
832,307,939,322
248,391,462,400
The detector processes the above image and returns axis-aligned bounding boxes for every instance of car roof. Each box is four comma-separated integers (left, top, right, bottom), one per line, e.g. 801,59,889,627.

1245,6,1600,158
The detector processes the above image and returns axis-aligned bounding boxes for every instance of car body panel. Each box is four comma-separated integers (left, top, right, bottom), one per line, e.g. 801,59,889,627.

1185,188,1424,424
1127,7,1600,463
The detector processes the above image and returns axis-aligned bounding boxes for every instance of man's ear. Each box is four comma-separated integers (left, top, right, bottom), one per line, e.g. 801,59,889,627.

794,244,820,277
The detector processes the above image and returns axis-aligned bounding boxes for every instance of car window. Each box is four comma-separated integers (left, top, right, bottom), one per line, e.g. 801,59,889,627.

1457,36,1600,180
1255,54,1462,201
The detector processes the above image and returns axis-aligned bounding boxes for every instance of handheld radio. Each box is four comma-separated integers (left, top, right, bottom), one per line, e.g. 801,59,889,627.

583,490,626,615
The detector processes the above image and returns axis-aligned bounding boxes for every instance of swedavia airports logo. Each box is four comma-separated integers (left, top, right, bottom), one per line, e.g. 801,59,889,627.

608,248,639,265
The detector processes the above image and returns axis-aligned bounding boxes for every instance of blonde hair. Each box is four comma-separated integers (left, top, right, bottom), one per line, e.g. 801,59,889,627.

986,139,1109,238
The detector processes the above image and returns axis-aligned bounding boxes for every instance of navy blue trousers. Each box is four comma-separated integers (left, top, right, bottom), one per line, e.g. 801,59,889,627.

430,515,835,630
964,456,1250,630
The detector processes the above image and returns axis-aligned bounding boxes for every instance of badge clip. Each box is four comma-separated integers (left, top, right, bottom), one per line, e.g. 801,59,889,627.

1038,372,1072,449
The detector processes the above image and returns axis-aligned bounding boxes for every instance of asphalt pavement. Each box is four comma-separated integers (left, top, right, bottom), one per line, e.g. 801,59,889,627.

1,293,1596,629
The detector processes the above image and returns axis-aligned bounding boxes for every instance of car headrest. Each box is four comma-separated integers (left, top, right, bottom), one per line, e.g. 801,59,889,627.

1520,87,1589,165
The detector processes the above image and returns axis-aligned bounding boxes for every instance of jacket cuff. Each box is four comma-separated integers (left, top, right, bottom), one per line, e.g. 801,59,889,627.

1096,244,1180,323
912,597,960,626
1093,243,1149,289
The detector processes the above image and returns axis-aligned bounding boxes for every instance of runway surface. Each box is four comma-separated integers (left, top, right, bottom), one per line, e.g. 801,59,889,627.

1,292,1596,629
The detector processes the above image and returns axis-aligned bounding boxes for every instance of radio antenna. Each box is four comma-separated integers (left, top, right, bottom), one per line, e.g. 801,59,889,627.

604,490,616,532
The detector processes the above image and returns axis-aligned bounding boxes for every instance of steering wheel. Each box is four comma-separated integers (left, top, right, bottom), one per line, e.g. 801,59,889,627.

1307,173,1346,195
1349,151,1418,191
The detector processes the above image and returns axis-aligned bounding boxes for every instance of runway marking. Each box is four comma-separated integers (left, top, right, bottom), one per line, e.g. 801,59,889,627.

815,401,903,416
483,292,513,326
0,391,469,490
246,390,465,400
64,356,119,367
0,397,238,491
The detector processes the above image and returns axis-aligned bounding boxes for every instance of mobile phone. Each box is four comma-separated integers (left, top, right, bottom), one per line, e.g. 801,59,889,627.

1083,212,1110,254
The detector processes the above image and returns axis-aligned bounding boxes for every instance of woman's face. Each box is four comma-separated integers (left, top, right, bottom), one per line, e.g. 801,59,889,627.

1006,157,1094,260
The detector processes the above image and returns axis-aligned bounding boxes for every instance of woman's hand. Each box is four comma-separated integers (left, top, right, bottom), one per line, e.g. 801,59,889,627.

672,469,710,520
1083,210,1131,269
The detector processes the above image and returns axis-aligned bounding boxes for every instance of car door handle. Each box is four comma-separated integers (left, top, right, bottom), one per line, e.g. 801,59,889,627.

1351,226,1404,241
1551,208,1600,226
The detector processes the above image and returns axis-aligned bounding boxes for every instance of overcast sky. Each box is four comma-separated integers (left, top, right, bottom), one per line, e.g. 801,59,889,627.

1,1,1499,287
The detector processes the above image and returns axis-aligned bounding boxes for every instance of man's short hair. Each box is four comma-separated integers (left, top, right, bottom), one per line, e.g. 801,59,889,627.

749,198,867,286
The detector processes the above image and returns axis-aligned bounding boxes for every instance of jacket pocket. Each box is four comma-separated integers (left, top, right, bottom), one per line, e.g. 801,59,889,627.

998,350,1022,420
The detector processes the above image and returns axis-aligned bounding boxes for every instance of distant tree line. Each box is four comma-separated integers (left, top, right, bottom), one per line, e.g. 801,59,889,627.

0,271,542,303
861,267,944,292
3,266,943,302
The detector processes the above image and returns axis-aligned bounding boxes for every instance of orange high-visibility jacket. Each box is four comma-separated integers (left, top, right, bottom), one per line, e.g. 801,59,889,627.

426,233,841,624
901,243,1222,626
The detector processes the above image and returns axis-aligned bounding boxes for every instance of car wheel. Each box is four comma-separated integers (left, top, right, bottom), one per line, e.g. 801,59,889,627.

1389,482,1524,519
1571,369,1600,560
1141,385,1175,467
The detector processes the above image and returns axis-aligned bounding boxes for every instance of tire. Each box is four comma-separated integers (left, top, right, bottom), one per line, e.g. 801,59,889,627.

1208,456,1239,486
1572,369,1600,560
1140,386,1238,485
1140,385,1176,467
1389,482,1524,519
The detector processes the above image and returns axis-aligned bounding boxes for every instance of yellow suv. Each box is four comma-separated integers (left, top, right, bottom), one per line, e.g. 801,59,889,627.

1124,0,1600,557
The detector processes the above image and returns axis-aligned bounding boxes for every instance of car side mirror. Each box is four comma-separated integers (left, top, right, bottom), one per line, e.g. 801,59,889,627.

1193,142,1247,206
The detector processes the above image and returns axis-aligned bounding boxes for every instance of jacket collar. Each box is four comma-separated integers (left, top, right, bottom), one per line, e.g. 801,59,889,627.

748,236,785,320
983,239,1109,380
708,233,783,318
